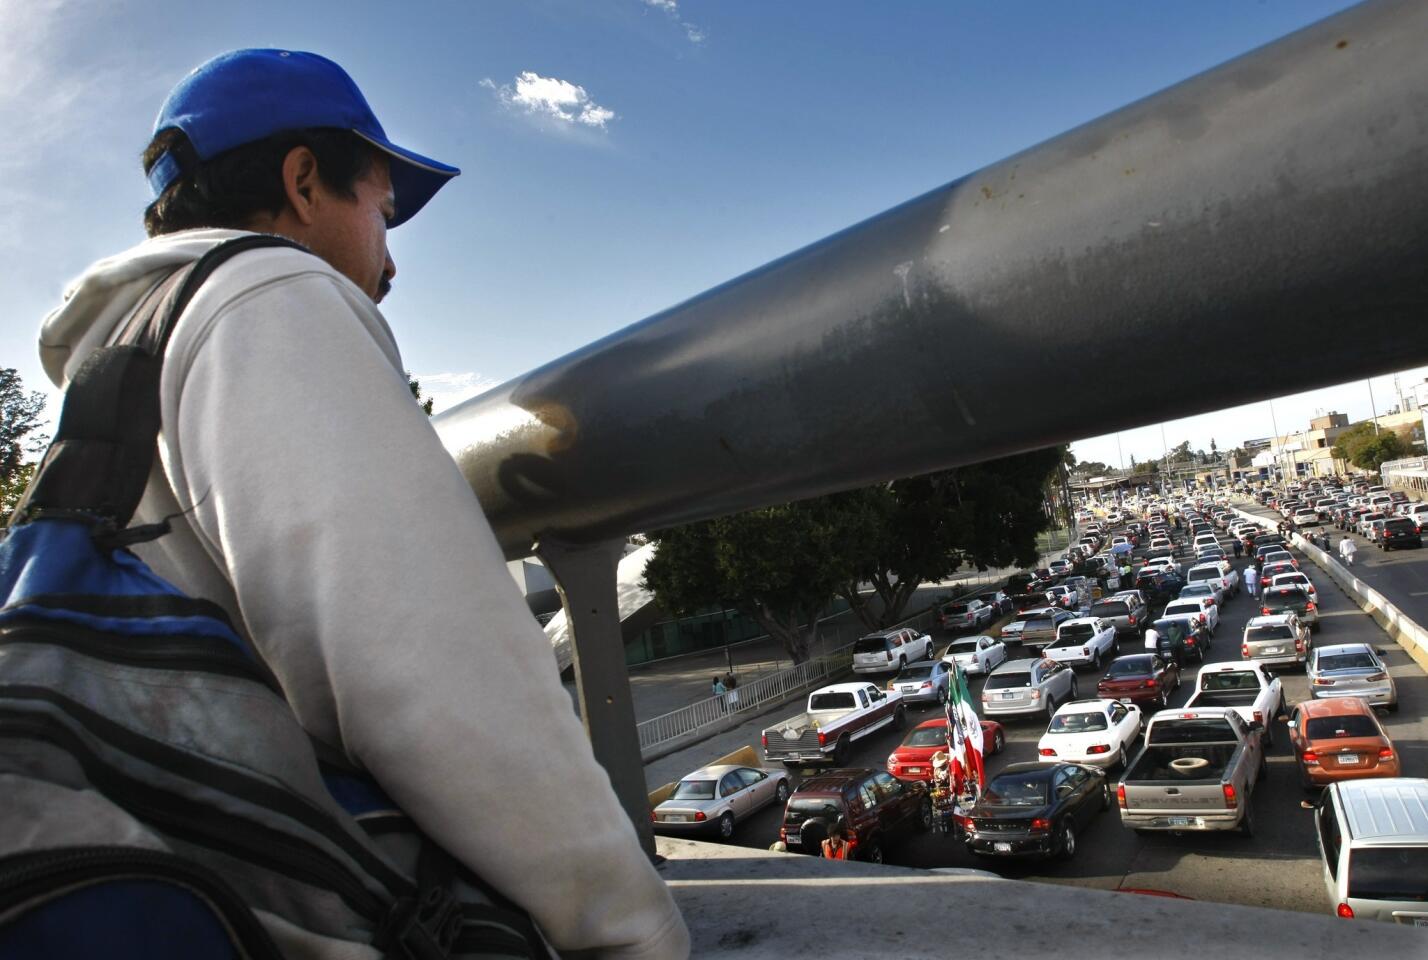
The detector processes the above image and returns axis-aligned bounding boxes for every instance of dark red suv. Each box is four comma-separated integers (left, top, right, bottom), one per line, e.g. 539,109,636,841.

779,768,931,863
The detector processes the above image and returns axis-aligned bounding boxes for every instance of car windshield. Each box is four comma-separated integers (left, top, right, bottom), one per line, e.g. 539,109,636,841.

1347,848,1428,902
808,692,857,710
853,637,889,654
984,670,1032,690
1022,618,1052,631
1305,715,1380,739
1246,625,1295,642
1047,712,1108,733
897,664,936,680
1105,657,1151,678
903,726,948,748
1263,592,1307,612
1163,603,1200,618
1181,585,1213,598
1316,652,1377,671
1091,601,1129,617
785,798,843,821
1153,619,1192,643
1059,624,1095,642
671,779,716,800
1187,569,1217,582
946,640,980,655
983,775,1048,806
1385,519,1416,532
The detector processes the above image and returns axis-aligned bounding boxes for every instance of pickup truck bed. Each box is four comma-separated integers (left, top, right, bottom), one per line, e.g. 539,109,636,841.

1123,744,1236,784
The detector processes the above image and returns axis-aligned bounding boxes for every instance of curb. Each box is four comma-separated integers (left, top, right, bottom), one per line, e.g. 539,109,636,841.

1230,502,1428,676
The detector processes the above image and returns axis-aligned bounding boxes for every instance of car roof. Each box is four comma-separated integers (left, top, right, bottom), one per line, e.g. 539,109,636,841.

1247,614,1293,626
792,768,881,794
1053,698,1115,715
1060,617,1103,626
684,763,760,779
992,762,1058,780
1313,642,1374,657
1297,696,1375,719
989,658,1039,674
1335,779,1428,843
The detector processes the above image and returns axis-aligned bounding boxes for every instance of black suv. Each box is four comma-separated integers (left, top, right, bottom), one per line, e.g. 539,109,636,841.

779,768,931,862
1380,516,1423,551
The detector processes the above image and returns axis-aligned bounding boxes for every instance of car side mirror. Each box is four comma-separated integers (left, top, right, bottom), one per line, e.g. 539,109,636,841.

1376,648,1389,657
1284,718,1296,728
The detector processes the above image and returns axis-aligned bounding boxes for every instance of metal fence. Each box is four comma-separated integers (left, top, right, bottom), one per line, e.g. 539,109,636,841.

1382,457,1428,498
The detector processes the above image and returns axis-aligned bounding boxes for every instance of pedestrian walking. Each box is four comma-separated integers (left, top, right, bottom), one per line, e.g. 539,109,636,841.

712,676,728,712
1340,537,1358,567
1243,565,1259,598
1232,538,1243,559
724,672,741,711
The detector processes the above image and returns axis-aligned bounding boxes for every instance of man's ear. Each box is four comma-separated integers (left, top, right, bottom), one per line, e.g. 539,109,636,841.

281,146,322,226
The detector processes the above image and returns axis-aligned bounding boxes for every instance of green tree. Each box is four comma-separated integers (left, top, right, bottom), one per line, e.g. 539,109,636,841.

0,462,36,527
642,496,865,663
1331,422,1410,473
407,372,434,417
0,368,47,481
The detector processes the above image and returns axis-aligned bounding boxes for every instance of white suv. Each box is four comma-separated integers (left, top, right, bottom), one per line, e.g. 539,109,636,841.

1312,778,1428,923
851,627,933,674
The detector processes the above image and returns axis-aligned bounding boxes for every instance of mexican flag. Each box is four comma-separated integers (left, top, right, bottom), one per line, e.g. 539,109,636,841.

944,663,985,798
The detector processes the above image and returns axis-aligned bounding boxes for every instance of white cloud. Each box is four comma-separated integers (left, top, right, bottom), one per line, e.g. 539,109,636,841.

481,72,617,129
412,371,503,414
638,0,705,44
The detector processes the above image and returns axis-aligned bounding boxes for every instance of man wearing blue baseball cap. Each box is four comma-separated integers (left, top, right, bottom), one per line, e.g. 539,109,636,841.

38,49,689,959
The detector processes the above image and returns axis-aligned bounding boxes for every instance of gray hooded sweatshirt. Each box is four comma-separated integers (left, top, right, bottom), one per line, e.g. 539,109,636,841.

38,228,689,960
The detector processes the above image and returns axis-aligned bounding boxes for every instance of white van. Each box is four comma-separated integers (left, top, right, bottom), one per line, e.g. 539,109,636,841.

1311,778,1428,924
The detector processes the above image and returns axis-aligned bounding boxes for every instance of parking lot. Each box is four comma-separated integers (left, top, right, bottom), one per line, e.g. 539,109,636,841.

689,514,1428,912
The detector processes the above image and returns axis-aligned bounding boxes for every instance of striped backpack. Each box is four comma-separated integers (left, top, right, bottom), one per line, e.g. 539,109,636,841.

0,235,543,958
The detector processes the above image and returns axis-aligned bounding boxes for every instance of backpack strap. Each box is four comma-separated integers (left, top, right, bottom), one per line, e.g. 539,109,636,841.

14,235,309,540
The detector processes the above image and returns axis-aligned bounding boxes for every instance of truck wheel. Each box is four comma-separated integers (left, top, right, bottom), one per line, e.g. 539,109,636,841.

893,705,907,731
861,839,884,864
1090,650,1102,670
1058,824,1077,860
717,812,736,841
992,729,1005,754
832,736,850,766
1069,678,1079,699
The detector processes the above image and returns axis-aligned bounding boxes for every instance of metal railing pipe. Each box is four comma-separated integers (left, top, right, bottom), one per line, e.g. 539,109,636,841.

434,0,1428,558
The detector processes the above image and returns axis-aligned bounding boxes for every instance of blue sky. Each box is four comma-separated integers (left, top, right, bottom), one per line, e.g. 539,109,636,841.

6,0,1416,471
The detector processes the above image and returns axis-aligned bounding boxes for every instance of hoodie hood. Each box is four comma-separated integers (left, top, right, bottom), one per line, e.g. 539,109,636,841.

39,228,254,389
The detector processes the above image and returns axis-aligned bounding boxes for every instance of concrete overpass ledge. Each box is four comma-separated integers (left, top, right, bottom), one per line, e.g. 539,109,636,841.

656,837,1422,958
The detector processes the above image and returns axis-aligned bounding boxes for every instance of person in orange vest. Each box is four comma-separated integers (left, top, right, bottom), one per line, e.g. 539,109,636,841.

821,818,857,860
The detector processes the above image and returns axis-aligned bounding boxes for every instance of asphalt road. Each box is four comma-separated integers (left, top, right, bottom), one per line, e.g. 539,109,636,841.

718,522,1428,914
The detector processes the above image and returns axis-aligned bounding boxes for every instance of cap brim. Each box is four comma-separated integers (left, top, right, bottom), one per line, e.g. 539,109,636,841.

354,131,460,228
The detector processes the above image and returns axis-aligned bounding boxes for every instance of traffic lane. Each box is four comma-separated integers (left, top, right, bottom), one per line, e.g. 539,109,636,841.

729,546,1421,914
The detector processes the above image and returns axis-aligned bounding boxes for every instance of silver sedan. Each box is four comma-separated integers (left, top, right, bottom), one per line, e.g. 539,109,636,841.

980,657,1079,719
652,764,791,841
941,635,1008,676
1308,643,1398,711
888,659,953,705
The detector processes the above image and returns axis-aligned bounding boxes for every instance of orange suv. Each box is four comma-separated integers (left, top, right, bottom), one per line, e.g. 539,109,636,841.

1286,697,1400,790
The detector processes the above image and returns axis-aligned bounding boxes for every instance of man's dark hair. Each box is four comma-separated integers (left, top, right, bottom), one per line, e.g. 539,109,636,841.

141,128,377,237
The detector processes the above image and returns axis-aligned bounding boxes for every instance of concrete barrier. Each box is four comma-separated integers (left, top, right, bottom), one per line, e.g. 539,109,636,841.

647,744,762,808
1230,503,1428,676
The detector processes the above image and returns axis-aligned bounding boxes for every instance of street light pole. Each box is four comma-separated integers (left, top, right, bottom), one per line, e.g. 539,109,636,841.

1368,378,1382,434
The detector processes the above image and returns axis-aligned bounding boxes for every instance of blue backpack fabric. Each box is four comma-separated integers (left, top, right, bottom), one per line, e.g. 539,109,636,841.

0,235,543,958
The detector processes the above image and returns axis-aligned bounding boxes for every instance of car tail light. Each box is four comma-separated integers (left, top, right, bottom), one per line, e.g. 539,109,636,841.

1261,607,1271,616
1199,614,1207,624
981,692,990,702
1365,671,1387,682
1336,903,1354,919
1379,747,1395,760
1145,679,1158,688
1087,744,1110,754
1082,647,1091,657
1117,784,1127,808
1038,748,1056,757
1295,636,1305,652
650,810,657,822
1222,783,1238,809
1302,750,1319,763
1030,818,1051,834
1253,710,1264,726
694,811,707,822
1306,602,1316,612
818,730,828,748
761,732,768,748
1312,677,1335,686
1030,690,1042,700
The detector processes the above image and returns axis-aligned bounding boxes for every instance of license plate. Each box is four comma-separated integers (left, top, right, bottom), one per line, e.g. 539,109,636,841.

1119,698,1136,705
1339,754,1361,765
907,767,923,774
664,815,688,823
1414,918,1428,928
1168,817,1192,827
1265,646,1283,655
994,842,1012,853
1000,692,1017,699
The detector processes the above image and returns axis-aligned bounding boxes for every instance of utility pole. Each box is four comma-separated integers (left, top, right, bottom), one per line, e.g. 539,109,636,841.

1268,399,1283,480
1368,378,1382,434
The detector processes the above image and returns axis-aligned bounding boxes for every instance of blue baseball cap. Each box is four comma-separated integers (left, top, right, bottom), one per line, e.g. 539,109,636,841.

149,49,459,227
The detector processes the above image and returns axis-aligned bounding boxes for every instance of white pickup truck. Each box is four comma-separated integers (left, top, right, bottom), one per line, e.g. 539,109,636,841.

760,682,906,766
1183,662,1285,746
